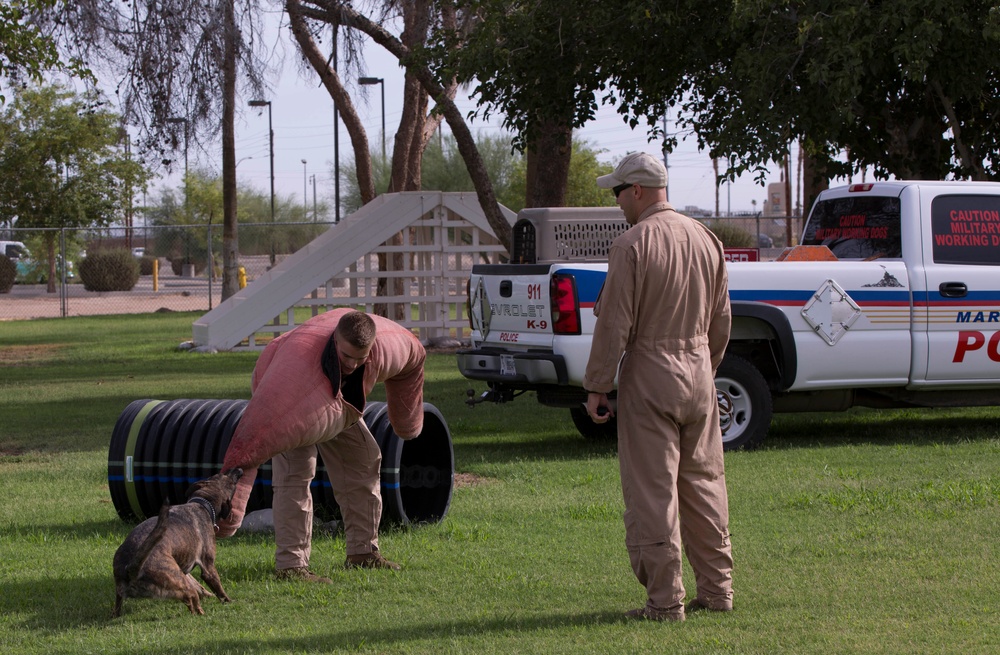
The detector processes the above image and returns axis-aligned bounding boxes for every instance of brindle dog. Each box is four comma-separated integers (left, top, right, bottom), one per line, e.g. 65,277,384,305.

112,468,243,617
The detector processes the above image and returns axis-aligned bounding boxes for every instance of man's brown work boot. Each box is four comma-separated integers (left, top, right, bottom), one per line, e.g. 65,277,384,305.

345,550,401,571
275,567,332,584
685,597,733,614
625,606,685,622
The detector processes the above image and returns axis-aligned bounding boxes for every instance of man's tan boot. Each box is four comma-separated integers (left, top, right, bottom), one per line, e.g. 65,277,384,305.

275,566,332,583
345,550,401,571
685,597,733,613
625,606,685,622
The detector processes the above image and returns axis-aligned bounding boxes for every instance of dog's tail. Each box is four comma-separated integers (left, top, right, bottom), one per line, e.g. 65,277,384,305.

125,503,171,581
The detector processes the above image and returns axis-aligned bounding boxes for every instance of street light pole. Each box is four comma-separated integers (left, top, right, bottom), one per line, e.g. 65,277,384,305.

332,29,340,224
358,77,386,162
301,159,307,216
248,99,275,266
310,174,317,222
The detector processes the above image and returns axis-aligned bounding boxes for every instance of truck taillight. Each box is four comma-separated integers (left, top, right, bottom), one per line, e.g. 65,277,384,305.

550,273,581,335
849,183,874,192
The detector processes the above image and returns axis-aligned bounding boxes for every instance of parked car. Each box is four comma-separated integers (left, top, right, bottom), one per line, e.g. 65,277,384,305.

14,247,75,283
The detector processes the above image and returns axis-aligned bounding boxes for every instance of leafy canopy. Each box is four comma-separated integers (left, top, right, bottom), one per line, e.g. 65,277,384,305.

447,0,1000,184
0,85,149,231
679,0,1000,181
0,0,92,104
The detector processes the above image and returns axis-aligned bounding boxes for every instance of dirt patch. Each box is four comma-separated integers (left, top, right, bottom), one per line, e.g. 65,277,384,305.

453,472,491,489
0,343,63,366
424,337,467,354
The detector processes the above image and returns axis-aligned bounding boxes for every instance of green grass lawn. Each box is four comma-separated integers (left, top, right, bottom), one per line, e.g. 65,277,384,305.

1,313,998,654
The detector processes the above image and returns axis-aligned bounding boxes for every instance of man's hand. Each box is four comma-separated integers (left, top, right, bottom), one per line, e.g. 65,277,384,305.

585,392,614,424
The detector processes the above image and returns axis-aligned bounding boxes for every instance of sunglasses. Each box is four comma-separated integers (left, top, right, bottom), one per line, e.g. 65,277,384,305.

612,183,634,198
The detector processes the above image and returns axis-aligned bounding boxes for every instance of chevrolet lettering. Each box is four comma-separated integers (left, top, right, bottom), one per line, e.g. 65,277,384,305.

489,303,546,318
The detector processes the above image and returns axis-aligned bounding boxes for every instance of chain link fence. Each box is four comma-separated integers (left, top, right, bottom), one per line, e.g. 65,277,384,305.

1,213,804,322
703,212,806,259
0,221,326,320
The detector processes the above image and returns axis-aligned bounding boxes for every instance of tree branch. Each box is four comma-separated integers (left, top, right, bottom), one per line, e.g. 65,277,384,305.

300,0,510,248
287,0,376,203
931,80,985,180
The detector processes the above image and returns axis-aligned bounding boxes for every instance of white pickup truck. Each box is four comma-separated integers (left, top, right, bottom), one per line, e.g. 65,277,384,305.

457,181,1000,449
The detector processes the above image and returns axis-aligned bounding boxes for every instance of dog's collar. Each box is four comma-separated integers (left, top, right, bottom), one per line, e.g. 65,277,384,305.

188,496,218,529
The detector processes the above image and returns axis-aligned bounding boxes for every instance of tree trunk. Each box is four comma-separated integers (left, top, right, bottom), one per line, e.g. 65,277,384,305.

388,68,423,193
45,237,57,294
524,118,572,208
378,0,431,319
801,152,830,221
220,0,239,301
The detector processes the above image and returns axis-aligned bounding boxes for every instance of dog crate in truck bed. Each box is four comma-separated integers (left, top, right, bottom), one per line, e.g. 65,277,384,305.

510,207,628,264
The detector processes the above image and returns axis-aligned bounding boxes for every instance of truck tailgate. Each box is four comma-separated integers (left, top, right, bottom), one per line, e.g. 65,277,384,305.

468,264,557,349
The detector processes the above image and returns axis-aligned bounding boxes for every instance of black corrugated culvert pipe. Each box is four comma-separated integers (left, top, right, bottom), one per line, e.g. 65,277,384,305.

108,399,454,526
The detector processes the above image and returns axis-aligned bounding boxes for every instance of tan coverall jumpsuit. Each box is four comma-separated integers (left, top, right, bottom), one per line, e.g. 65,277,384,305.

583,201,733,616
218,309,426,567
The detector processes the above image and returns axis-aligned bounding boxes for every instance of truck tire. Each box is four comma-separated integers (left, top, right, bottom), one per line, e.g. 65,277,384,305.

715,353,771,451
569,406,618,441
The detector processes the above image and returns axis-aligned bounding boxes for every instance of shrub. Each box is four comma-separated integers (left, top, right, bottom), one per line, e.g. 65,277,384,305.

709,222,756,248
78,249,140,292
168,256,207,276
137,255,157,276
0,256,15,293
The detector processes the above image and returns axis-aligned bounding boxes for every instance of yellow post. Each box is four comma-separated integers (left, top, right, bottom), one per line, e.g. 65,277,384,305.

238,266,247,289
152,258,159,292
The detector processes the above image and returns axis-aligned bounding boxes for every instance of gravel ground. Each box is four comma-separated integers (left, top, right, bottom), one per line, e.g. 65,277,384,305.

1,279,219,321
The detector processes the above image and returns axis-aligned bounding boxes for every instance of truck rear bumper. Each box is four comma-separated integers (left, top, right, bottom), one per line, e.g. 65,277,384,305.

456,348,569,386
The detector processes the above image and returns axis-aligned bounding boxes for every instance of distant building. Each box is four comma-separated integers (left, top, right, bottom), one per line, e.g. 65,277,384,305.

683,205,713,218
763,182,787,216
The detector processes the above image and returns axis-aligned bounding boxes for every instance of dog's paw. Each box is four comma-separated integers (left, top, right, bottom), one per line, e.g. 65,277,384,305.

187,575,216,599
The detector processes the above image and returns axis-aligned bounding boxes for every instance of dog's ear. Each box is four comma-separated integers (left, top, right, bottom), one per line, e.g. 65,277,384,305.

217,497,233,520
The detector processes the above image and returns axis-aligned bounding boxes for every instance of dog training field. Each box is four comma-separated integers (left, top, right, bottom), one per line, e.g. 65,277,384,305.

1,312,998,654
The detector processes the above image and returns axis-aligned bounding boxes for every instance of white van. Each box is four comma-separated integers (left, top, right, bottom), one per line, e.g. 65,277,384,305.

1,240,28,260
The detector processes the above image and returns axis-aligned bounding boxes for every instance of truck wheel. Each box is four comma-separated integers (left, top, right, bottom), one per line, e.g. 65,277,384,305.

569,406,617,441
715,354,772,451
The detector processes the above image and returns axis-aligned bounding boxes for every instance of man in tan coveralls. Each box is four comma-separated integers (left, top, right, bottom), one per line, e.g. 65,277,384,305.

218,309,426,581
583,152,734,621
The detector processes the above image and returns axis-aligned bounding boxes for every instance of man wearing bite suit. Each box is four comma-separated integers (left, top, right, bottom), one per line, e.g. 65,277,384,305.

218,308,426,581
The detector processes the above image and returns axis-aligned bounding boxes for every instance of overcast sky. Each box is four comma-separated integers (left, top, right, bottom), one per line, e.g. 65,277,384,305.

157,24,836,218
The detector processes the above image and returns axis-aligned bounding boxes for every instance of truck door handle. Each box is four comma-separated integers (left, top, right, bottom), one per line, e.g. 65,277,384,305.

939,282,967,298
500,280,512,297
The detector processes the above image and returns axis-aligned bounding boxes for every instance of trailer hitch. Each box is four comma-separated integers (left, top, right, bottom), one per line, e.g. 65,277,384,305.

464,386,518,407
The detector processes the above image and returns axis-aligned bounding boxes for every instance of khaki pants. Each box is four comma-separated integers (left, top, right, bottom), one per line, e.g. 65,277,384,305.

618,348,733,613
272,420,383,569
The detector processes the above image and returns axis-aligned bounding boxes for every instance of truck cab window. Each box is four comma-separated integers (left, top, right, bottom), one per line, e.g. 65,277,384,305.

801,196,902,259
931,195,1000,266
